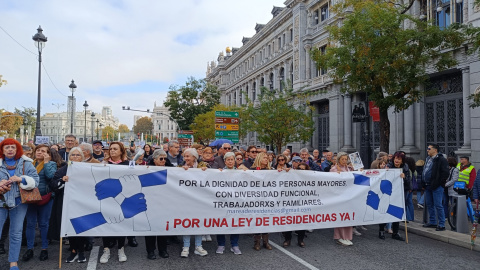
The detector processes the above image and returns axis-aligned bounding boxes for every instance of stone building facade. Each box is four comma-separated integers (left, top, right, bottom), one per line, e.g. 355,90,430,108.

151,102,177,141
206,0,480,168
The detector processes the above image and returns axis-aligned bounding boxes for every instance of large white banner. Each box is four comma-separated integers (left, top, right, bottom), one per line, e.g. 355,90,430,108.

60,163,405,237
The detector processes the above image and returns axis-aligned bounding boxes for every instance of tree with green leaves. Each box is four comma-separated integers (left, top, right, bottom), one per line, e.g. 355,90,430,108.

311,0,465,153
133,116,153,135
118,124,130,133
190,104,244,144
242,86,314,153
14,107,36,136
102,126,117,141
164,77,220,130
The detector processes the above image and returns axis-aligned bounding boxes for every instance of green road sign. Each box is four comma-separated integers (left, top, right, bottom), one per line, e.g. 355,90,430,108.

216,137,239,143
215,111,239,118
215,130,239,137
178,134,193,139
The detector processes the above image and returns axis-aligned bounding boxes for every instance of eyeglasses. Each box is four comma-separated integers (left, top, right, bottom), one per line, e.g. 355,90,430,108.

250,151,258,153
70,154,82,157
204,152,212,154
427,148,431,151
236,158,243,160
223,147,231,150
278,159,285,161
157,157,166,161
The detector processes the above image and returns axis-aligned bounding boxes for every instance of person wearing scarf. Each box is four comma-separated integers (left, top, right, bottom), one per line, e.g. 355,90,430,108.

22,144,57,262
0,138,39,270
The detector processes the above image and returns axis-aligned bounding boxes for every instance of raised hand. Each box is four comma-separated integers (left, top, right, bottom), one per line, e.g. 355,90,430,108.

121,193,147,219
100,197,124,223
95,179,122,200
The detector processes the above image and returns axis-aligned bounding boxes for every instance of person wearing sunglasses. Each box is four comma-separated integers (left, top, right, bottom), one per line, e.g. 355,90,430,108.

142,149,173,260
242,146,258,169
274,154,291,171
0,138,39,270
211,143,232,169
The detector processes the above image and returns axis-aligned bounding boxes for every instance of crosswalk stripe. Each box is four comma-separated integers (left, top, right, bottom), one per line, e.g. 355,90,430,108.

269,241,319,270
87,246,100,270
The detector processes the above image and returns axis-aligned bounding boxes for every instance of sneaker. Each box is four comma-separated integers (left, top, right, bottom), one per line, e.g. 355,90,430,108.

307,229,314,233
336,239,349,246
180,247,189,258
353,228,362,236
99,248,110,264
65,252,78,263
118,247,127,262
359,225,367,231
231,246,242,255
77,252,86,263
216,246,225,254
194,246,208,256
417,203,424,209
202,236,206,242
205,235,212,242
344,239,353,246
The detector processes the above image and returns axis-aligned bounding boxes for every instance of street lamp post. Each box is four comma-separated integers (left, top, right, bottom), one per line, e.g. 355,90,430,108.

91,112,95,142
33,26,48,141
122,106,179,133
96,119,100,140
99,123,104,140
69,80,77,134
83,101,88,143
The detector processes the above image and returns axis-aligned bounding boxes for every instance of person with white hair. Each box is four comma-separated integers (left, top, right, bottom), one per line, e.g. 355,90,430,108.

180,148,208,258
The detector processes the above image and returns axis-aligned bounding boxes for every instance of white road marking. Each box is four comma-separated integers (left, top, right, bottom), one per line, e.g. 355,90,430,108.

87,246,100,270
269,241,320,270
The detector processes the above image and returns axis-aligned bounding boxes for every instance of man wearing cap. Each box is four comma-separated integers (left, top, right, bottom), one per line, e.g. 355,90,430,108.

371,152,388,169
92,140,105,162
291,156,302,169
456,156,476,190
58,134,76,161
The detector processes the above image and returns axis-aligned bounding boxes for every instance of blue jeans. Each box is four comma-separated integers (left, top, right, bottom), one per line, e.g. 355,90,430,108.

217,234,239,247
183,235,202,248
425,186,445,227
405,191,414,221
417,191,424,205
0,201,29,262
26,199,54,250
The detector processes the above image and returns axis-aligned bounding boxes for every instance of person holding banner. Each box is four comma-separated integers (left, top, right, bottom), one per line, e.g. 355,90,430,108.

54,147,89,263
274,154,291,171
23,144,58,262
216,152,242,255
0,138,39,270
180,148,208,257
100,142,130,264
144,149,171,260
379,152,409,241
283,163,307,248
330,152,354,246
250,152,273,251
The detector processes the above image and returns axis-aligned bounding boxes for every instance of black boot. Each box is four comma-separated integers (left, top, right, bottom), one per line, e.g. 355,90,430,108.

379,231,385,240
128,236,138,247
147,251,156,260
22,249,34,262
392,233,404,241
39,249,49,261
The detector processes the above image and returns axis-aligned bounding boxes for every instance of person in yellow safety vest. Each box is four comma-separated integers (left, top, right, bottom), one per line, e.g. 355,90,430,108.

456,156,476,190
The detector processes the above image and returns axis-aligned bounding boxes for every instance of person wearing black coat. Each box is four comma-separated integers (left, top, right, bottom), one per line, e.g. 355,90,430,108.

422,144,449,231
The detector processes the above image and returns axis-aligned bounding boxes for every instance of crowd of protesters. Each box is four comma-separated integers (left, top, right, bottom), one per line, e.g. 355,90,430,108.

0,135,478,269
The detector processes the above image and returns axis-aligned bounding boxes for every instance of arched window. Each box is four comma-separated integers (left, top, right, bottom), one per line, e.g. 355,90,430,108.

252,82,257,101
279,67,285,91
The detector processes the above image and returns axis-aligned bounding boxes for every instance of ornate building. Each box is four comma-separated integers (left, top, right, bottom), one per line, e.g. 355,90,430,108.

151,102,177,141
206,0,480,168
41,106,119,144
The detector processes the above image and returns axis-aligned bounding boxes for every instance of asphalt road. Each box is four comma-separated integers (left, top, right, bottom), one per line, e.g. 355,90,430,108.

2,224,480,270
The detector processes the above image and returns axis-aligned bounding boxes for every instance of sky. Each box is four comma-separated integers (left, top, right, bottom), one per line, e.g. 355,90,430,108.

0,0,286,128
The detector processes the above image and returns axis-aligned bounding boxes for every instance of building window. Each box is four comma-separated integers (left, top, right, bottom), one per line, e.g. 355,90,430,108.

269,73,274,91
456,2,463,23
321,4,329,21
314,10,319,25
240,89,243,105
278,37,282,50
282,34,285,47
268,45,271,56
253,82,256,101
234,92,237,105
435,0,451,30
290,29,293,42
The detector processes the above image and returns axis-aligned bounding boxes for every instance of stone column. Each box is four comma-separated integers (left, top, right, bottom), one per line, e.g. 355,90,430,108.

400,104,420,155
304,45,311,80
341,94,355,152
456,66,472,156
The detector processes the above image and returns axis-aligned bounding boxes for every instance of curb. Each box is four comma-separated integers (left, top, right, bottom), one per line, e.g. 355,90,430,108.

399,221,480,252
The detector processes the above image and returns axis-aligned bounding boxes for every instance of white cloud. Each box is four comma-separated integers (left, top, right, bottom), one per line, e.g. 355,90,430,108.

0,0,285,127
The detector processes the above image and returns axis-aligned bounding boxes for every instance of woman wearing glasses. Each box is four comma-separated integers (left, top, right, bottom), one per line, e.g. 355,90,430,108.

144,149,172,260
274,154,291,171
200,147,215,168
0,138,39,270
53,147,89,263
23,144,59,262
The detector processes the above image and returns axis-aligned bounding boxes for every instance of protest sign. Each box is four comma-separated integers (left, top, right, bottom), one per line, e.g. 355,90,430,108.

61,163,405,237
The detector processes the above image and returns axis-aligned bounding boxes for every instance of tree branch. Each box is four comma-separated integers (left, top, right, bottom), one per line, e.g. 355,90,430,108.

400,0,415,14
